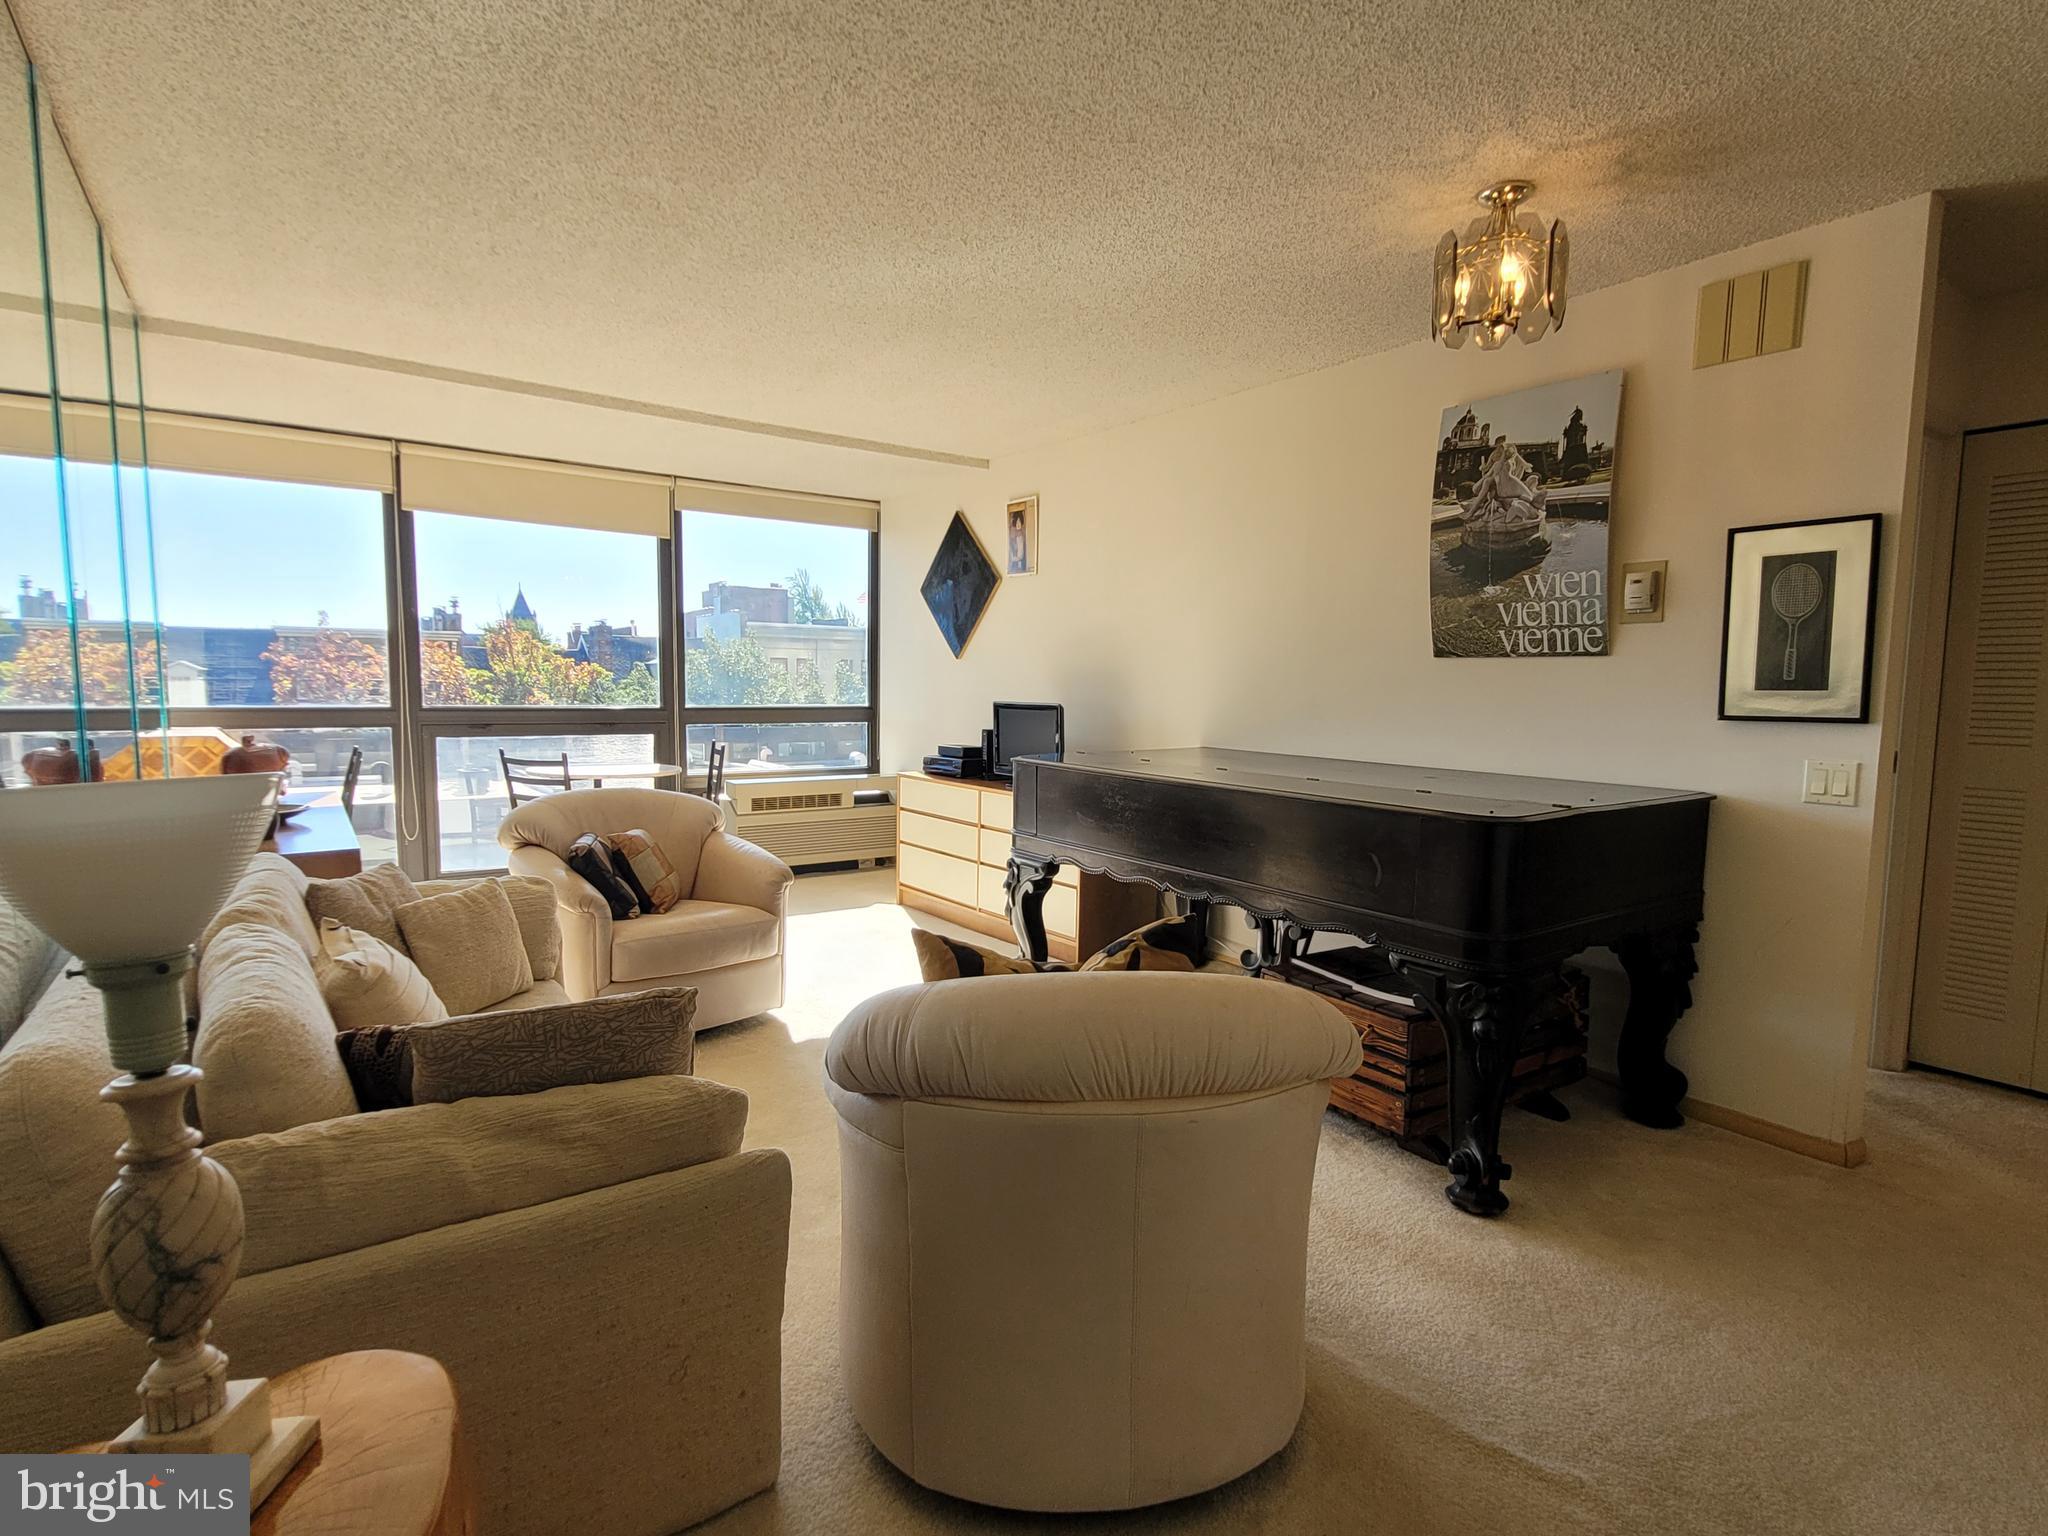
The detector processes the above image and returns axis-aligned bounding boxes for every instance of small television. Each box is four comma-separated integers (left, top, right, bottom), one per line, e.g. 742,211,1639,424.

991,701,1064,780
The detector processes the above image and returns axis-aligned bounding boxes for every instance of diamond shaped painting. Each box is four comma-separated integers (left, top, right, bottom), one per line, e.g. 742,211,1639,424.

921,511,1000,657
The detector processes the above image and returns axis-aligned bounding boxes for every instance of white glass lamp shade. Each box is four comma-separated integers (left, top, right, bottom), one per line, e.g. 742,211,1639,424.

0,774,279,963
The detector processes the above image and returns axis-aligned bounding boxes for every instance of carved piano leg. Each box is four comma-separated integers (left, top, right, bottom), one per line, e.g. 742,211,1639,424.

1005,853,1061,964
1613,925,1700,1130
1239,916,1280,976
1389,965,1544,1216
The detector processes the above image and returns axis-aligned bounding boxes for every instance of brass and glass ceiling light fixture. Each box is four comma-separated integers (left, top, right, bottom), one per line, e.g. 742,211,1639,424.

1431,181,1568,349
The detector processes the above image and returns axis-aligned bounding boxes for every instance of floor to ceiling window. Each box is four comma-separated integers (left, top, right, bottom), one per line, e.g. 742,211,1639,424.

677,485,878,780
399,446,676,874
4,399,881,879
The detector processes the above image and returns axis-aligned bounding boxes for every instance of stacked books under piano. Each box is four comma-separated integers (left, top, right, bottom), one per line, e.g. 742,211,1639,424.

1264,945,1590,1157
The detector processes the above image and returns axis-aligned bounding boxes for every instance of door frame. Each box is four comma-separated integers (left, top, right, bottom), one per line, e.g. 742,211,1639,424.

1868,417,2048,1070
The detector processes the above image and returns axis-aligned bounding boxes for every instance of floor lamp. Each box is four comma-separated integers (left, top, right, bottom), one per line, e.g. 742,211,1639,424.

0,774,319,1500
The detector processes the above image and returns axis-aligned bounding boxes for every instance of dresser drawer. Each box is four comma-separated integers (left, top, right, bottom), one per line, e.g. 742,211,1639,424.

900,773,980,823
903,810,978,861
976,864,1009,917
899,844,979,908
978,789,1013,831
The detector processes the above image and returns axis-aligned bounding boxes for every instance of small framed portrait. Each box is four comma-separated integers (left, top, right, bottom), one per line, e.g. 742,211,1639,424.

1005,494,1038,576
1718,513,1881,722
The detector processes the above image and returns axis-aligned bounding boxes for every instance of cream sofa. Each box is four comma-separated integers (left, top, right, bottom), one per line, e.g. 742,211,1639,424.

824,971,1362,1512
500,787,791,1027
0,859,791,1536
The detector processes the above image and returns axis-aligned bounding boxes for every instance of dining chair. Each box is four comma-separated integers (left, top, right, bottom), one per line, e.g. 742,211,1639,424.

339,745,363,826
701,740,728,801
500,749,572,809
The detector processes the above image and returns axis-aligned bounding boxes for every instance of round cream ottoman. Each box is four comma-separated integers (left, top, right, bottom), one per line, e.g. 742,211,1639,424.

824,970,1360,1511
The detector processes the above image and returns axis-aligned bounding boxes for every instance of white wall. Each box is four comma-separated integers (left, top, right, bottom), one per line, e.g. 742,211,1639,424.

879,196,1941,1147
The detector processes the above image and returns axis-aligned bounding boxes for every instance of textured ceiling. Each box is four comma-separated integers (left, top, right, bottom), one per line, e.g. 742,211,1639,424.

12,1,2048,460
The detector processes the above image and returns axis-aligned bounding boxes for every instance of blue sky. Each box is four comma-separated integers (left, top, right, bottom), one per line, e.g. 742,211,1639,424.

3,455,869,635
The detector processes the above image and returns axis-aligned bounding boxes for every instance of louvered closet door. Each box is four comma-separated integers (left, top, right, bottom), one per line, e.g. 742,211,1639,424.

1911,424,2048,1088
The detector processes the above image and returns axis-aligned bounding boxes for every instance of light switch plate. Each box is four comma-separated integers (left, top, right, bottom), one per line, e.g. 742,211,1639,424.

1802,759,1859,806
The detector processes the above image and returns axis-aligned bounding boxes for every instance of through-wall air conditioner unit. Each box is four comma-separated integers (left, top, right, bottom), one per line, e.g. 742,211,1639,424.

725,774,898,871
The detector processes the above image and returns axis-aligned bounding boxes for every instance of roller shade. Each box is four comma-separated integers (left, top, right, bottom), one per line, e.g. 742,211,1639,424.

0,391,62,458
401,444,672,537
0,391,394,492
674,476,879,532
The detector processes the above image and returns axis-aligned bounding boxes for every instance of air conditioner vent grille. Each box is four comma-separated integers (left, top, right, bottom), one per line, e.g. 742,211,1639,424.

747,791,849,812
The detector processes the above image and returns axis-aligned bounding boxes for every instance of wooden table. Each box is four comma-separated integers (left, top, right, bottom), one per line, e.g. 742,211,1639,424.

264,801,363,878
75,1350,473,1536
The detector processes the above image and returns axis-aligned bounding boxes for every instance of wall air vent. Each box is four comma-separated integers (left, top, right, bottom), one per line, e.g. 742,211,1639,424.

1695,259,1807,369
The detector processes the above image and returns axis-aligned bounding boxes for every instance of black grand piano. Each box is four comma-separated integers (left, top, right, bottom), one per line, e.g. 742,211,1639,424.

1003,748,1712,1216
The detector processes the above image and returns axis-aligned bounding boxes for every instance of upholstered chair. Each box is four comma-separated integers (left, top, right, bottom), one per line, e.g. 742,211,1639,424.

824,972,1362,1512
499,787,792,1028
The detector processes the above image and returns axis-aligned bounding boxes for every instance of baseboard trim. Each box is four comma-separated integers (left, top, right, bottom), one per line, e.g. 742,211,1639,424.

1679,1095,1869,1168
1220,949,1872,1170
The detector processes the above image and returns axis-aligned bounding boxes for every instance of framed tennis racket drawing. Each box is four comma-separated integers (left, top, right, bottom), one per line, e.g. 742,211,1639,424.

1718,514,1881,721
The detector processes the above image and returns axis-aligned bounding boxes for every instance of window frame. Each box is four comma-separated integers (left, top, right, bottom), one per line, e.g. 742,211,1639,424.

673,506,880,777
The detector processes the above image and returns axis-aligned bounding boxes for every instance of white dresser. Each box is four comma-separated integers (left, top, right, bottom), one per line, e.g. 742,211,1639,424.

895,770,1154,964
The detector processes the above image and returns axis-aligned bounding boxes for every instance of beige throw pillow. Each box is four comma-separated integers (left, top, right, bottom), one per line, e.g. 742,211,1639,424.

498,875,562,982
306,863,423,953
313,919,448,1030
395,880,535,1016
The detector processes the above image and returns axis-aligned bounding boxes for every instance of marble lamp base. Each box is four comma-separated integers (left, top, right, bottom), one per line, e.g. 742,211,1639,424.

108,1379,320,1508
89,1031,321,1510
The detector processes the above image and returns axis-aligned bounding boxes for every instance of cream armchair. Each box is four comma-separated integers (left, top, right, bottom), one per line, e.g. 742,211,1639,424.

500,787,792,1028
824,972,1362,1512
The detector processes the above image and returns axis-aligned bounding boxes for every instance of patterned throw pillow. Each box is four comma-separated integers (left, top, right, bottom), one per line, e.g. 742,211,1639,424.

910,929,1067,982
602,829,685,914
394,880,535,1015
1079,911,1210,973
567,832,641,920
336,1023,416,1111
312,918,448,1031
334,986,698,1109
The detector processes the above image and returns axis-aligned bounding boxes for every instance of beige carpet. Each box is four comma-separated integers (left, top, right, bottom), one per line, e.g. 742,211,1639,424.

693,871,2048,1535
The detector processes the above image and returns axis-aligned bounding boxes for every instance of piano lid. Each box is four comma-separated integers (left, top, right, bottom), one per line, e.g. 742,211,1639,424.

1045,747,1711,820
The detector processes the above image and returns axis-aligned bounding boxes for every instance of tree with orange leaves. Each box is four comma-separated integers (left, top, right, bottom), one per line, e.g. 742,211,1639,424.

0,626,160,706
261,618,388,704
419,635,479,706
474,618,615,706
